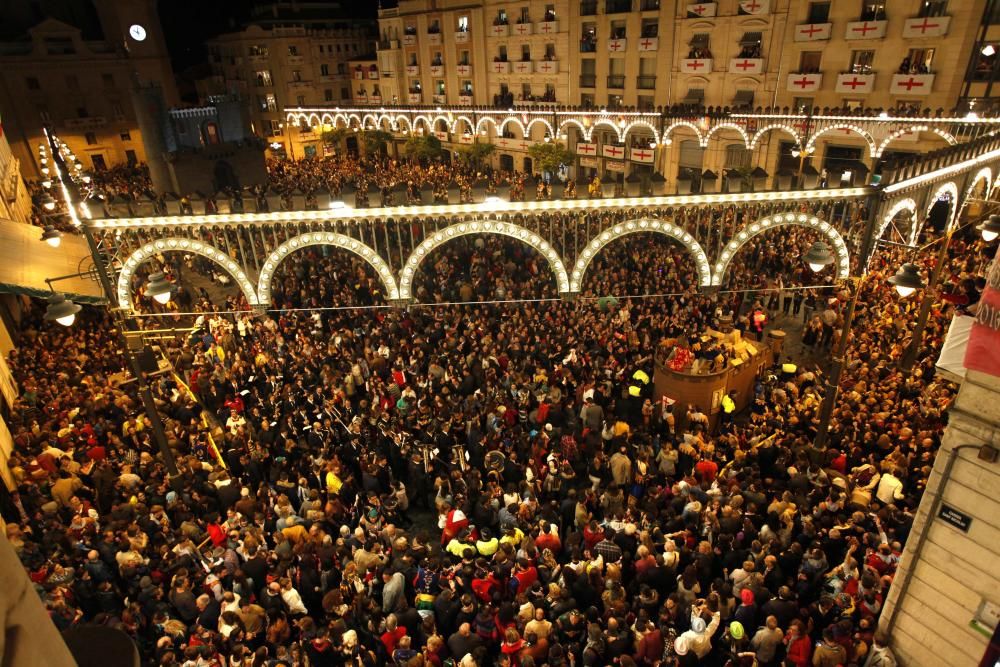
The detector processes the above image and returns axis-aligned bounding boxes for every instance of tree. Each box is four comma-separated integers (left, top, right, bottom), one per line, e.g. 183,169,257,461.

321,127,348,153
404,134,443,162
528,142,574,175
360,129,393,157
456,141,496,169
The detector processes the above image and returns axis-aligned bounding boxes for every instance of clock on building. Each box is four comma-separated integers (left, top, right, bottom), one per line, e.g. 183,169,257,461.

129,24,147,42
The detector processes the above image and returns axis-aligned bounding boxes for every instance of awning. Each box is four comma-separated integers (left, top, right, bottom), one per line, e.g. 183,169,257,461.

733,90,754,107
740,31,762,45
690,34,709,48
682,88,705,104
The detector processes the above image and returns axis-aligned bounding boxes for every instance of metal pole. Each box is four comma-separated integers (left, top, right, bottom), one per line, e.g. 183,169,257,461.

899,226,952,372
814,273,866,449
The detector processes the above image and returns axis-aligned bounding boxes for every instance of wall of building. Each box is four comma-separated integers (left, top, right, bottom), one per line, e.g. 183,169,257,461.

0,121,32,225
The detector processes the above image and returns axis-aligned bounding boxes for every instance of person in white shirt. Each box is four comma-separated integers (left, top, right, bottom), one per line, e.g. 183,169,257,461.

875,470,905,504
280,578,308,615
676,606,721,659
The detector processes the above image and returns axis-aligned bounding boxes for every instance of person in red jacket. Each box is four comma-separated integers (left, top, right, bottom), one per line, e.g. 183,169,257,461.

513,558,538,595
784,619,812,667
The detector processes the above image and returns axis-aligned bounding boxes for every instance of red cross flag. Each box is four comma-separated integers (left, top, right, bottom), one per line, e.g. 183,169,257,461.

739,0,769,14
795,23,831,41
686,2,717,17
576,142,597,156
630,147,655,164
902,16,950,38
602,144,625,159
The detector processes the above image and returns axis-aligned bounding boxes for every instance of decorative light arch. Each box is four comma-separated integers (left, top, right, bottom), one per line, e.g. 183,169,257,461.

362,113,379,129
117,238,259,312
749,124,802,151
306,113,322,127
431,114,452,132
877,198,917,244
556,119,587,139
711,213,850,286
701,123,750,149
622,121,660,145
587,120,623,143
454,115,475,135
526,117,555,139
498,117,527,137
805,124,876,158
874,126,957,158
569,219,711,292
394,115,412,132
320,112,335,126
663,121,704,146
475,116,498,135
346,113,363,128
257,232,399,305
378,114,394,130
398,220,570,300
333,113,350,128
961,167,993,211
412,115,432,133
926,181,959,217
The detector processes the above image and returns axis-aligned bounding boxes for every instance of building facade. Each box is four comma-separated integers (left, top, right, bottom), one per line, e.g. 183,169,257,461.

0,0,178,179
0,116,31,225
202,2,377,157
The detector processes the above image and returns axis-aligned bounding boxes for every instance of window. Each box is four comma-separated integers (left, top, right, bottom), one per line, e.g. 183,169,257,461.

545,5,556,20
85,132,97,145
325,88,333,101
580,59,596,87
970,45,997,81
904,48,934,73
25,76,40,90
638,57,656,88
462,80,473,94
255,70,273,86
321,64,329,76
611,21,626,39
249,45,268,56
641,19,658,37
793,97,814,112
319,45,325,53
38,108,51,123
581,23,597,52
44,37,75,54
125,150,137,165
608,58,625,88
918,0,947,18
725,145,752,169
458,15,469,31
296,95,305,105
499,46,508,61
807,2,831,23
110,102,124,117
581,93,595,107
522,83,532,98
850,50,875,74
288,45,298,56
638,95,654,111
519,7,530,23
66,75,79,91
102,73,115,89
521,45,531,61
860,1,886,21
546,43,556,58
495,9,508,25
119,130,131,141
266,94,277,111
292,70,302,82
581,0,598,15
436,80,445,95
460,50,470,65
799,51,822,73
429,20,441,33
337,63,346,74
257,95,269,111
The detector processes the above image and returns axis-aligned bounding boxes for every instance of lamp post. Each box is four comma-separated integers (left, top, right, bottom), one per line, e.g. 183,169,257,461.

41,129,183,488
894,224,955,373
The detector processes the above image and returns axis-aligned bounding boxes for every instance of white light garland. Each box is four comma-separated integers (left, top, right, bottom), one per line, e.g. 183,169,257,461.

663,122,705,147
701,123,751,149
873,126,957,158
622,120,661,145
805,124,876,158
748,124,802,151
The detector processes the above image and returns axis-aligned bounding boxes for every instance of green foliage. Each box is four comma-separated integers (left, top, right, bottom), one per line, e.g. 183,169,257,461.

360,129,392,156
456,141,496,168
404,134,443,161
527,142,573,174
321,127,348,148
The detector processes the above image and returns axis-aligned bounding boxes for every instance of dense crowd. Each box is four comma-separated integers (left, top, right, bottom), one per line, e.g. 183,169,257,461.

3,155,991,667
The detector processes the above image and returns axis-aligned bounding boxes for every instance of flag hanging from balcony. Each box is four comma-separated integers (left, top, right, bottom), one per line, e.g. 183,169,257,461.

738,0,768,15
601,144,626,160
964,245,1000,377
575,142,597,157
686,2,717,18
629,147,655,164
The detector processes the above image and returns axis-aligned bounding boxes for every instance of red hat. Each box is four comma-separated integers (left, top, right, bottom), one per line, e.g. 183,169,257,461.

741,589,755,605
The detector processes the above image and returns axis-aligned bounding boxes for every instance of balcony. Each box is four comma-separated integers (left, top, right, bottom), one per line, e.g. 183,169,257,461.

890,73,934,95
729,57,763,74
64,116,107,130
427,32,442,45
607,74,625,88
289,79,312,90
535,20,559,35
430,65,445,76
834,72,875,93
455,30,470,44
406,65,420,76
403,34,417,46
686,2,717,17
637,75,656,89
608,38,627,53
287,54,305,65
606,0,633,13
408,92,422,103
370,95,382,104
579,74,597,88
902,16,951,38
355,91,367,100
581,0,598,16
794,23,832,41
580,39,597,53
367,69,379,80
512,22,533,36
456,64,472,76
534,60,559,74
248,54,268,65
459,94,474,105
490,24,510,37
433,94,447,104
845,19,887,40
787,72,822,92
681,58,712,74
490,61,511,74
637,36,658,52
513,61,534,74
354,70,365,80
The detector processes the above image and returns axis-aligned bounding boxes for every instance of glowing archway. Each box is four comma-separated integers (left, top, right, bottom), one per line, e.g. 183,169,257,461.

926,181,959,231
257,232,399,304
960,167,993,213
117,238,259,311
622,121,660,145
712,213,850,286
874,126,957,158
749,124,802,151
588,120,623,143
499,117,527,137
701,123,750,149
805,124,877,158
875,198,918,251
398,220,570,300
569,219,711,292
394,115,412,132
454,115,475,135
663,122,704,146
526,117,555,139
557,119,587,139
475,116,498,136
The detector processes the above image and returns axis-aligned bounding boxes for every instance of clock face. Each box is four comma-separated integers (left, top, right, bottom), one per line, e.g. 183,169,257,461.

129,24,147,42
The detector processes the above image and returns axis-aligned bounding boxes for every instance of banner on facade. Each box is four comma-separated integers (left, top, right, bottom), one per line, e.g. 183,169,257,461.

576,142,597,157
602,145,626,160
605,160,626,172
739,0,769,14
630,147,655,163
579,156,599,168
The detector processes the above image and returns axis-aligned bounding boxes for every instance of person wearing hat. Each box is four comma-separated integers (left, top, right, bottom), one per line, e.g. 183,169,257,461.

676,603,720,660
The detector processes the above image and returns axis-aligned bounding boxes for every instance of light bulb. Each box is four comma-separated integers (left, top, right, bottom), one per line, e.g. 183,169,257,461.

43,200,56,211
983,44,996,57
56,313,76,326
41,180,52,188
983,229,999,242
152,291,172,305
895,285,916,298
808,262,826,273
45,235,61,248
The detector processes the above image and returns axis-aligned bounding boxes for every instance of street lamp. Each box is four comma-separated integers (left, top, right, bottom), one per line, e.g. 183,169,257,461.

978,214,1000,242
43,292,81,327
145,272,173,305
40,225,63,248
804,240,835,273
888,263,925,298
42,194,57,211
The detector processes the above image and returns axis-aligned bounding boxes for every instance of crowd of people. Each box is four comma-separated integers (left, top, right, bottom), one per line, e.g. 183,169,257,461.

3,152,992,667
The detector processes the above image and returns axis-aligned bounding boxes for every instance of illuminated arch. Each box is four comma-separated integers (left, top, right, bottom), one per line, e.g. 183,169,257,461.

320,112,336,126
398,220,569,300
362,113,379,129
587,120,623,143
569,219,711,292
454,115,475,134
431,114,452,132
475,116,498,135
712,212,850,286
499,117,527,137
749,124,802,151
805,124,876,158
622,120,660,145
412,115,432,133
117,238,259,312
378,114,394,130
333,113,350,128
285,110,305,124
394,115,412,132
526,117,555,139
257,232,399,305
346,113,362,128
557,119,587,139
961,167,993,212
872,198,917,258
702,123,750,149
663,121,704,146
306,113,322,127
874,126,957,158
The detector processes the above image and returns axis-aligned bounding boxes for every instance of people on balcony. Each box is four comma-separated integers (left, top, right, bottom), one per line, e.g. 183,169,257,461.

688,46,713,59
738,43,762,59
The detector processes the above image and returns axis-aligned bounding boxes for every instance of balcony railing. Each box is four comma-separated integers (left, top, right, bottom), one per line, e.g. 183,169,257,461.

491,61,512,74
795,23,832,41
607,0,633,13
64,116,107,130
845,20,887,40
607,75,625,88
637,75,656,89
454,30,470,44
579,74,597,87
354,70,365,80
490,24,510,37
637,36,659,51
787,72,822,92
367,70,379,80
534,60,559,74
535,20,559,35
581,1,598,16
513,61,534,74
456,64,472,76
433,94,447,104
